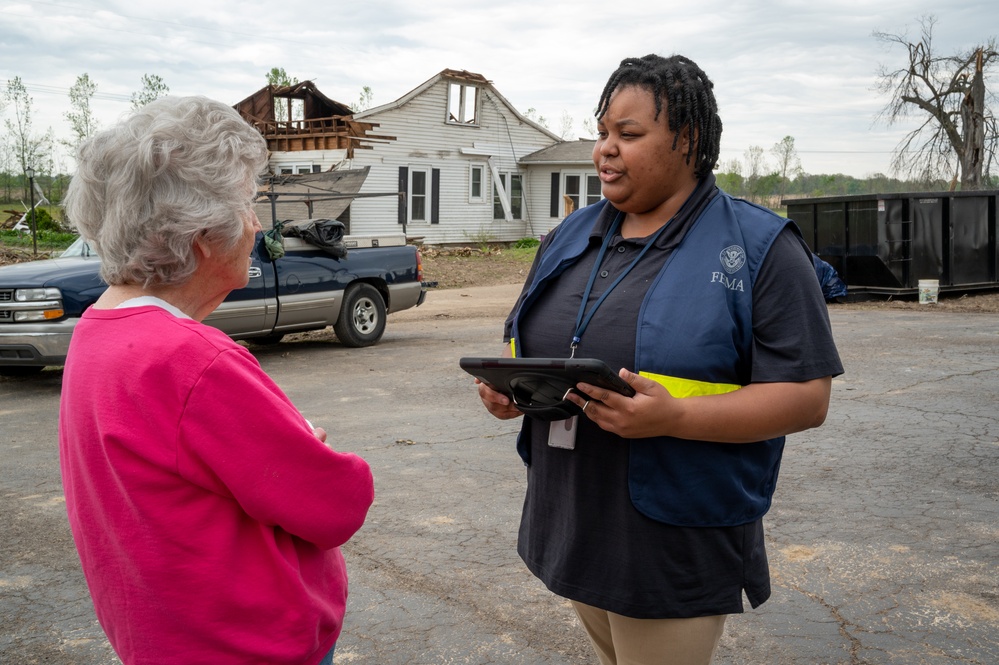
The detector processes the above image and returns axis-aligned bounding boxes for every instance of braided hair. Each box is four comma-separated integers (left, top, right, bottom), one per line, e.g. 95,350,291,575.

595,54,722,178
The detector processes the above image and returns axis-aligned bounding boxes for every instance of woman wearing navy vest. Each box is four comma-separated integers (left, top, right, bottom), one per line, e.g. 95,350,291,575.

476,54,843,664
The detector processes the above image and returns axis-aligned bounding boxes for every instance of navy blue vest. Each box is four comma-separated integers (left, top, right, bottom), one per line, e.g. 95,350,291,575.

511,194,795,526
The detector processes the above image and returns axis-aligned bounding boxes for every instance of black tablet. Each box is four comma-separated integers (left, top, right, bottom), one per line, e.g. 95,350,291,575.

459,357,636,410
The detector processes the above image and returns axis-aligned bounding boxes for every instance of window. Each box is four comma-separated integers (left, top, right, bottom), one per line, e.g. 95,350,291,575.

447,82,479,125
410,168,429,222
564,173,602,215
274,98,305,128
493,172,523,220
279,164,316,175
290,98,305,123
398,166,440,226
469,165,484,202
511,175,523,219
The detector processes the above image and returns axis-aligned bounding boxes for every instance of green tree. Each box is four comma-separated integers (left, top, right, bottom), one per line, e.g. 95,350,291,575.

266,68,300,122
350,86,374,113
64,73,99,151
265,67,298,87
874,15,999,189
130,74,169,110
755,172,782,201
715,158,744,196
714,171,744,195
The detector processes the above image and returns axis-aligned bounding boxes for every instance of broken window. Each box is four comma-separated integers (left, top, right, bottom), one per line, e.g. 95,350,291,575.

493,173,523,220
274,97,306,129
564,173,602,214
278,164,316,175
448,82,479,125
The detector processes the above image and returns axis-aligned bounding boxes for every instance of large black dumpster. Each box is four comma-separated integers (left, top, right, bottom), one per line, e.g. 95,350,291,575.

784,190,999,296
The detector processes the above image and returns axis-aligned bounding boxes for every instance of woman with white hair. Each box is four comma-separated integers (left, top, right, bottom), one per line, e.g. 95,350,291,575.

59,96,373,665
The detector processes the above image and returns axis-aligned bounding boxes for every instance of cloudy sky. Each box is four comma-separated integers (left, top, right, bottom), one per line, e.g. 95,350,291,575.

2,0,997,178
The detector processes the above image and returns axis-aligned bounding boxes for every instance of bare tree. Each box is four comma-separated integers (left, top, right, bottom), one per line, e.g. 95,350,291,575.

523,108,549,129
771,135,802,200
3,77,54,194
874,16,999,190
719,158,742,176
0,97,11,201
557,110,574,140
743,145,770,204
64,73,99,151
130,74,170,110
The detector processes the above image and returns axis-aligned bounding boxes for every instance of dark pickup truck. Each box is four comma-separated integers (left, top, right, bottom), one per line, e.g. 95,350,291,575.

0,230,426,375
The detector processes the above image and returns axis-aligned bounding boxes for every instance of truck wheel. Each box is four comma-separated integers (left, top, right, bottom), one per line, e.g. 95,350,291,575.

334,283,386,347
247,333,285,346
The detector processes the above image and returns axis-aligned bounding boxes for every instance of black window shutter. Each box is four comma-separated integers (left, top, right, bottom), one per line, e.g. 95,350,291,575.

550,172,560,217
398,166,408,225
431,168,441,224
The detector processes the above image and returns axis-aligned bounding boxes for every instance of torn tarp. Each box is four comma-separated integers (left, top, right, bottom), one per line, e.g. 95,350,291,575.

282,219,348,260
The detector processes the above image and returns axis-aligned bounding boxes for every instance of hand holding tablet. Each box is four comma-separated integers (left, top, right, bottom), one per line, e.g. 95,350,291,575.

459,357,635,421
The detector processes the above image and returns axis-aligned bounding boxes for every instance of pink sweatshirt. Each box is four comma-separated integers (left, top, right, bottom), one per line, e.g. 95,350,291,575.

59,306,374,665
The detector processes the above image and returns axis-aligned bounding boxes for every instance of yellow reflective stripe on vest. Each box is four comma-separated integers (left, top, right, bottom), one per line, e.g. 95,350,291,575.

639,372,741,398
509,338,517,358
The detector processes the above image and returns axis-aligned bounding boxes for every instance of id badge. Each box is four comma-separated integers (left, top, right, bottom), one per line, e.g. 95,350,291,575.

548,416,577,450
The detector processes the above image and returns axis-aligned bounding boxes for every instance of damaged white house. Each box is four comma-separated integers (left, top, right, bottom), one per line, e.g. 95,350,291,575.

234,70,599,244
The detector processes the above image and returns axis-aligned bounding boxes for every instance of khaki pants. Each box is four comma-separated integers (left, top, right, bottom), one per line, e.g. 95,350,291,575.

571,600,727,665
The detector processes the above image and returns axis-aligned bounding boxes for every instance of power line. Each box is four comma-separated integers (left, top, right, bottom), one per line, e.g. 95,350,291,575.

796,150,893,154
720,149,895,156
0,81,131,102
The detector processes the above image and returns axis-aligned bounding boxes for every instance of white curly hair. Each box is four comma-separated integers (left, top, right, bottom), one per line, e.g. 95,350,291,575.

64,96,269,287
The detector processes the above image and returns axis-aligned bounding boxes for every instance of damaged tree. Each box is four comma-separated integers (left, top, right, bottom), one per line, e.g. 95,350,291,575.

874,16,999,190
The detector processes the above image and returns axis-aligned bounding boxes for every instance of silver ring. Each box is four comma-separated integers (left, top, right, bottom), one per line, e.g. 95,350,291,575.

582,400,590,412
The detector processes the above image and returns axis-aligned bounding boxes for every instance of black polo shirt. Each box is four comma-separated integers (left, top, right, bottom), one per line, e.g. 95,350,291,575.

504,178,843,618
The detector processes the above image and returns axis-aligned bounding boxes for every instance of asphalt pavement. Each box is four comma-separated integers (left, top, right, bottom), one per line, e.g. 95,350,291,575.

1,285,997,664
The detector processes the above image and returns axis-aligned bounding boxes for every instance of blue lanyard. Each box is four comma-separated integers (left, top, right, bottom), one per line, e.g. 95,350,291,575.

570,213,669,357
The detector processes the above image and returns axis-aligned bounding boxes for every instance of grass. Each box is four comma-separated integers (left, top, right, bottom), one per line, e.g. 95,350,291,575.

0,230,77,252
504,245,540,262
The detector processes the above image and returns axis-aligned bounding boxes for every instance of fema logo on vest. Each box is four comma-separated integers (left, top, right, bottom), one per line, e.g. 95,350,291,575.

711,245,746,292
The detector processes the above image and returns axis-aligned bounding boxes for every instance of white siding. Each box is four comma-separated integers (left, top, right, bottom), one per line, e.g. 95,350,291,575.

523,167,562,238
522,163,603,239
346,78,559,245
268,149,349,174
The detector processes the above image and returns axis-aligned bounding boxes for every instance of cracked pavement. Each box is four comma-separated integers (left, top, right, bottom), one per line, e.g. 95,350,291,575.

1,286,997,664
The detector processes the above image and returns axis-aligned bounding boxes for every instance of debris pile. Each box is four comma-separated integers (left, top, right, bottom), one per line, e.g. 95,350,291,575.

0,246,53,266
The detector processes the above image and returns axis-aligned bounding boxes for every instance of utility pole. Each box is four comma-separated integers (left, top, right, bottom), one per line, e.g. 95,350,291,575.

26,166,37,255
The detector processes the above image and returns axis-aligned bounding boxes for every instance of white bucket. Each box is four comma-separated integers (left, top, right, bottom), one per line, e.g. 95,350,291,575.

918,279,939,304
